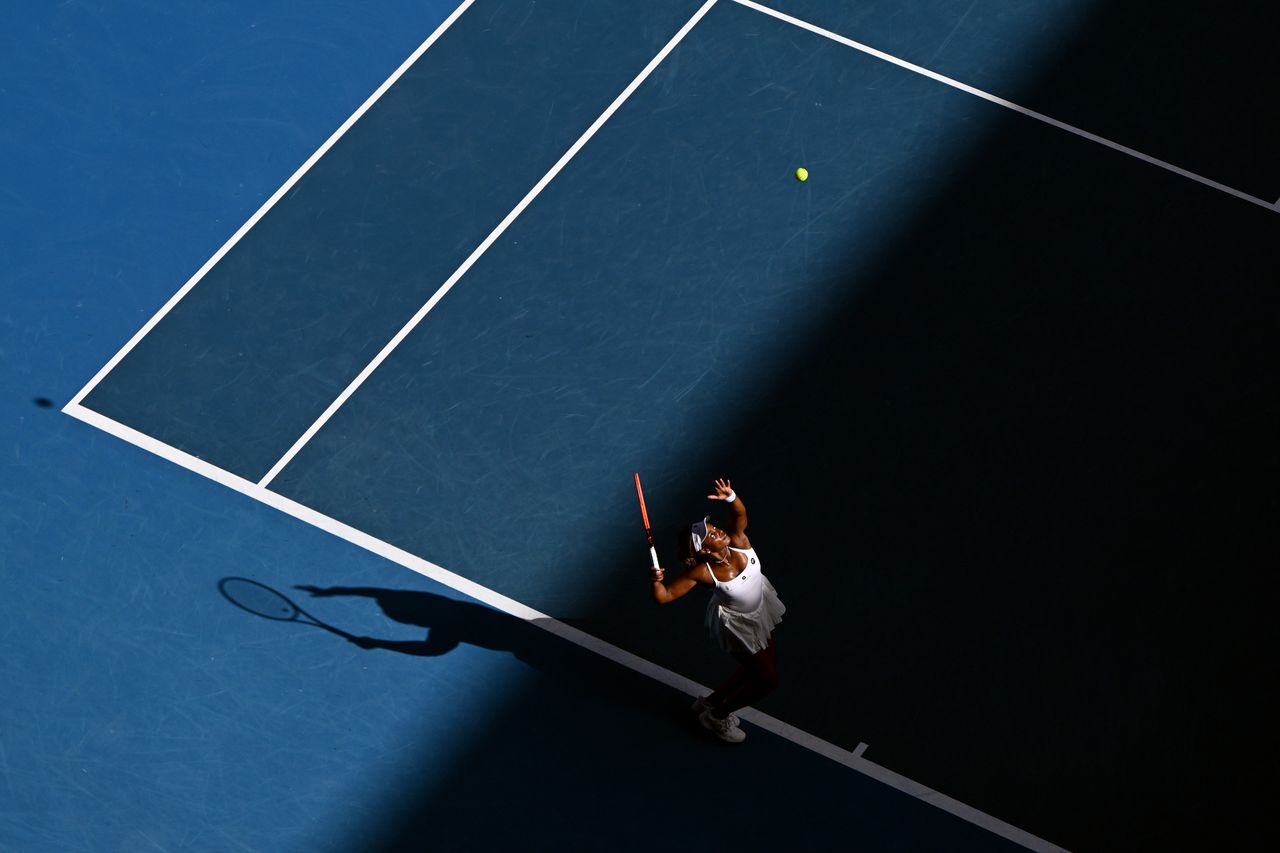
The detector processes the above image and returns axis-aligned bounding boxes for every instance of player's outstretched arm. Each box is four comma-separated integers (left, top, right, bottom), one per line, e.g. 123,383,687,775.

650,564,708,604
707,478,747,539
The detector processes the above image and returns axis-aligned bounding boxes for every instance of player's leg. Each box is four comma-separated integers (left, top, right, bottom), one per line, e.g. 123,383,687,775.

711,636,779,716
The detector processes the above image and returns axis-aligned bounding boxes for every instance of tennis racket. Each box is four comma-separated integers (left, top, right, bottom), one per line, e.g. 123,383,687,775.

634,472,659,569
219,577,357,641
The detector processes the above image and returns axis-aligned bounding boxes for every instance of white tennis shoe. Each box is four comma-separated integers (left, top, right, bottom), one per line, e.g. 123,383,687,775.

699,709,746,743
691,696,739,728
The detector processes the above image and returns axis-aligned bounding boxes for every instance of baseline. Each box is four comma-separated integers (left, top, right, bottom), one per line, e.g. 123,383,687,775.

62,400,1065,853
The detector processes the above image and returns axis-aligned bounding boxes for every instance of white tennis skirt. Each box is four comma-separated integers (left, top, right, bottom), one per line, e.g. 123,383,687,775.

705,577,785,655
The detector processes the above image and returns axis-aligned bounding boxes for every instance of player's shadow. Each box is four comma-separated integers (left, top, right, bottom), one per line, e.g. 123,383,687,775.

295,584,554,666
295,583,700,734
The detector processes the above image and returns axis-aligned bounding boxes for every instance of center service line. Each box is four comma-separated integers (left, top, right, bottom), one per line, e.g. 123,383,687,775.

257,0,724,488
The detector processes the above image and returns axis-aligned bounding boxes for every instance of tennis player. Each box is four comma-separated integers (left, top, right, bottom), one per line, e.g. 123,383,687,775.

649,478,785,743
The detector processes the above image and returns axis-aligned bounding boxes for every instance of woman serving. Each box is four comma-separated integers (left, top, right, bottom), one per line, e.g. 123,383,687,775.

649,478,785,743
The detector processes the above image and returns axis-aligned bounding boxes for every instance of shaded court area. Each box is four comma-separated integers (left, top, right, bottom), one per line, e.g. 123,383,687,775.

280,583,1025,852
6,0,1278,851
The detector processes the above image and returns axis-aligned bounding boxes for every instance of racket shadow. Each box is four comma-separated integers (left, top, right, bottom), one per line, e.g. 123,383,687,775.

218,576,357,641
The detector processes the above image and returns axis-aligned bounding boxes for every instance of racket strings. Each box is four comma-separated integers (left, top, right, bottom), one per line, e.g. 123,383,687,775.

221,578,300,621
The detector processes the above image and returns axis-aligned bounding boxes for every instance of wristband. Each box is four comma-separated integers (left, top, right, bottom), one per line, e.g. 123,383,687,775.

723,490,736,502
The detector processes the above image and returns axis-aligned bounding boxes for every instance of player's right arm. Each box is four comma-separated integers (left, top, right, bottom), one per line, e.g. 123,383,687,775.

650,563,710,604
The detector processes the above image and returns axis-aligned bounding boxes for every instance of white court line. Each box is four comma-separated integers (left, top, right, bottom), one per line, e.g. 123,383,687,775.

734,0,1278,213
65,0,479,410
258,0,723,487
62,401,1067,853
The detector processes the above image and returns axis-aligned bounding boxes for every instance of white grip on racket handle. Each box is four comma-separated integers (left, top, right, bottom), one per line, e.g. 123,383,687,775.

649,546,659,569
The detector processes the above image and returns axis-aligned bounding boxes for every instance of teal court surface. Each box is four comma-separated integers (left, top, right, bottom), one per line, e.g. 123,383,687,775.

3,1,1277,850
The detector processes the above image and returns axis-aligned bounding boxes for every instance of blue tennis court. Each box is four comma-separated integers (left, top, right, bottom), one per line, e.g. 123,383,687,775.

5,1,1277,850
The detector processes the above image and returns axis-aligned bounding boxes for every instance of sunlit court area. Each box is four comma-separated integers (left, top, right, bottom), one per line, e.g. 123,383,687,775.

4,1,1277,850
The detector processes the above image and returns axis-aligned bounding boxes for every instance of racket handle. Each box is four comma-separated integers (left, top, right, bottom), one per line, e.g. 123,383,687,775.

648,546,659,569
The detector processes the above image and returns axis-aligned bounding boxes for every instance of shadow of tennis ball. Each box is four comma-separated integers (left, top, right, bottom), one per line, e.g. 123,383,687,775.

33,398,54,408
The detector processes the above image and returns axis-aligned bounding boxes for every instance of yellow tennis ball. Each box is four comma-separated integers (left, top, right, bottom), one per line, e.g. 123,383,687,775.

795,167,809,182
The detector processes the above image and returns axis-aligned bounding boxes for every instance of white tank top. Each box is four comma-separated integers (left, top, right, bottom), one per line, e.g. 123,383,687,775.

708,547,765,613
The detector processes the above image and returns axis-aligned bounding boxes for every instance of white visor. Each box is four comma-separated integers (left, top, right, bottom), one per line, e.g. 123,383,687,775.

690,516,710,553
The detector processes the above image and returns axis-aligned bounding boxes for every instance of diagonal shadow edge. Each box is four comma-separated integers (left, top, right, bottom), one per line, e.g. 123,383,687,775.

61,401,1060,852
